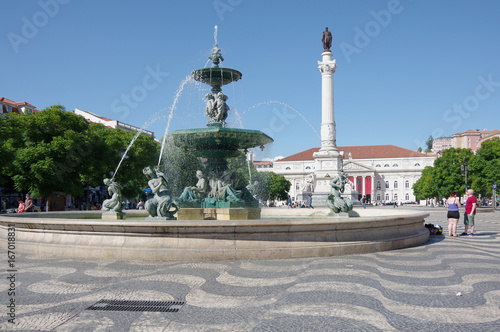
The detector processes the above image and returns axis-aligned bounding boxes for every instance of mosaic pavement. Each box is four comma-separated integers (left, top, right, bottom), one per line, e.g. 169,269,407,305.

1,208,499,331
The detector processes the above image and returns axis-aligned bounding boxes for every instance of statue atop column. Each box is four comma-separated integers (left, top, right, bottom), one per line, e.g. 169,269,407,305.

322,27,332,52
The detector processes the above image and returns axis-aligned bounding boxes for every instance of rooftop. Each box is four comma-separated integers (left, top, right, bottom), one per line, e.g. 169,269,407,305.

276,145,427,162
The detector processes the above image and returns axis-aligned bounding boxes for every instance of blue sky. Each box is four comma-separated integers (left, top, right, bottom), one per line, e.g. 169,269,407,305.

2,0,499,160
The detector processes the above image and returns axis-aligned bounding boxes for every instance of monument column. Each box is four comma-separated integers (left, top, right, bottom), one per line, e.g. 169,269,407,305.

318,51,337,152
311,27,356,206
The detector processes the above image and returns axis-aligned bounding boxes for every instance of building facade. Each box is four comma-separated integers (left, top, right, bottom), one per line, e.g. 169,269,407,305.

451,129,498,152
74,108,155,137
432,137,452,153
270,145,434,204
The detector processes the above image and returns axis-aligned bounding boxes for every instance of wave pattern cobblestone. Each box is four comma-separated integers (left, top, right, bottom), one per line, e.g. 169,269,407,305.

1,209,499,331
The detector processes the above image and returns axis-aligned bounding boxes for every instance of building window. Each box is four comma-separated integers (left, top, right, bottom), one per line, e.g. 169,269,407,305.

405,193,409,200
375,164,381,167
296,183,300,190
376,194,381,201
414,163,420,166
385,193,389,201
405,180,410,188
376,181,381,190
394,181,398,189
393,164,398,167
305,166,311,170
394,193,398,201
384,164,389,167
286,167,291,170
385,181,389,188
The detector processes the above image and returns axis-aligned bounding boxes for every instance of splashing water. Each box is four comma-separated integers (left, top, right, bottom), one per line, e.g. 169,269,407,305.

241,101,320,139
230,107,245,129
158,75,193,165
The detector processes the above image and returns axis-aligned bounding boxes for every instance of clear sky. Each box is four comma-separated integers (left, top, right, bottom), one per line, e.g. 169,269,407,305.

2,0,499,160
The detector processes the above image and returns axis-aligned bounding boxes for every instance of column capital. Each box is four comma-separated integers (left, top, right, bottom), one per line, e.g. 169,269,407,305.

318,59,336,74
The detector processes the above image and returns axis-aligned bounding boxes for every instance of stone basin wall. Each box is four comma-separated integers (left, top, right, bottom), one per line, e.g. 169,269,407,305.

0,210,430,262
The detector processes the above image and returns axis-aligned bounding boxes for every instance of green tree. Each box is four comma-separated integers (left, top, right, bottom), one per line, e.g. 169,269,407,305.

469,137,500,196
412,166,437,200
2,105,161,209
412,147,472,199
267,172,291,201
425,135,434,152
10,106,91,209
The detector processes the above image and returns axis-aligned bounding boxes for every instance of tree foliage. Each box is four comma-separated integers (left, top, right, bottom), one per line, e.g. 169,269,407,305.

266,172,291,200
469,137,500,196
425,135,434,152
0,105,160,208
413,141,500,199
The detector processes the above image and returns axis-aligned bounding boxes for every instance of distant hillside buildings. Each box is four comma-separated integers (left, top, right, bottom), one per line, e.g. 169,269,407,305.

1,97,38,115
1,98,154,137
433,129,500,153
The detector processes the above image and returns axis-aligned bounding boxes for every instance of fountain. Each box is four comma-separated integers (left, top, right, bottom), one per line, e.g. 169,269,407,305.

166,40,273,220
0,28,431,262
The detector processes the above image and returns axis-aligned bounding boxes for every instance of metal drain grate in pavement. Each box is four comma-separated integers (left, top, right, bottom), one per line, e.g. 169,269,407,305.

87,300,185,312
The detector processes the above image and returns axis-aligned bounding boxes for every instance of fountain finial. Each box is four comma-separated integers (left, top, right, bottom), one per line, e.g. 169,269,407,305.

208,44,224,68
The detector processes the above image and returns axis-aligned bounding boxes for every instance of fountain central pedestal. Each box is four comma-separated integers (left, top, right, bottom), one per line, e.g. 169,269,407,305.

166,41,273,219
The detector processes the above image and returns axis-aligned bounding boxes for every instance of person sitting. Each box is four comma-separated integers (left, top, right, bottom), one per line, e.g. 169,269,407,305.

16,198,25,213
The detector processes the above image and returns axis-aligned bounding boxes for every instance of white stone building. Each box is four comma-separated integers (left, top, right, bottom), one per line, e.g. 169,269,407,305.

74,108,154,137
271,145,434,204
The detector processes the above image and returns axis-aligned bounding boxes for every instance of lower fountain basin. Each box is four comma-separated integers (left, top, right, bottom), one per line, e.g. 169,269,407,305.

0,209,429,261
167,127,273,158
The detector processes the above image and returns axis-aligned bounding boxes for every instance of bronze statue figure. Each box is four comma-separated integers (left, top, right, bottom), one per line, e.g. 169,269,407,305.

322,27,332,51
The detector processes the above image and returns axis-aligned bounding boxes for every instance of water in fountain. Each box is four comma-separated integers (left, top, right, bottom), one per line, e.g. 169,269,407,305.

246,151,253,185
158,75,194,165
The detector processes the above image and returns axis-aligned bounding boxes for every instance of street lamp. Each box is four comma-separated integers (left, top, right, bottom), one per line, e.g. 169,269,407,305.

461,161,468,193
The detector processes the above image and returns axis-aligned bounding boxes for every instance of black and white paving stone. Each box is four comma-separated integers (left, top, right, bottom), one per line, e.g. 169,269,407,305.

2,208,499,331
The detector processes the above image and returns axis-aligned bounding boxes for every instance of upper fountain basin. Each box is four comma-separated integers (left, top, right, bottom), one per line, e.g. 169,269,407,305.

191,67,242,88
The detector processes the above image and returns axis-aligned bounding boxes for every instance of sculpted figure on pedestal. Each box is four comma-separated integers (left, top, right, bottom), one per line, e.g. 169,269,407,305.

143,166,178,219
327,172,353,214
102,178,124,213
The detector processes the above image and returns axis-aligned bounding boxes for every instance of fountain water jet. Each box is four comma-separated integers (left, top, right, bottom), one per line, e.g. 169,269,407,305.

158,75,194,165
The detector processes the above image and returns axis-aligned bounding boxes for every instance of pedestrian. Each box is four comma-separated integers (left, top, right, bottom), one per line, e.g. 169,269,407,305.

461,189,477,236
24,194,34,212
446,191,460,237
361,195,367,209
136,199,145,210
287,195,292,209
307,195,314,209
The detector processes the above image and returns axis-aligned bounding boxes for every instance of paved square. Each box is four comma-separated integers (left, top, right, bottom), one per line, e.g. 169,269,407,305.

2,208,499,331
